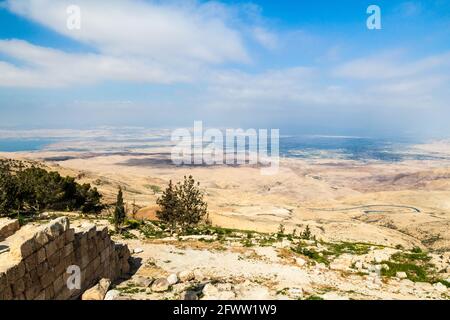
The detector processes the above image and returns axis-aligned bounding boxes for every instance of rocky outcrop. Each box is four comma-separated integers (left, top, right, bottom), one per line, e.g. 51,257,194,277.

0,217,130,300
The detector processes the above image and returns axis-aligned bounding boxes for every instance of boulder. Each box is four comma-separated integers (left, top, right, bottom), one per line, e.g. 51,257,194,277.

202,283,219,296
151,278,170,292
132,275,153,287
178,270,195,282
193,269,205,281
133,248,144,254
82,278,111,300
167,274,178,285
396,272,408,279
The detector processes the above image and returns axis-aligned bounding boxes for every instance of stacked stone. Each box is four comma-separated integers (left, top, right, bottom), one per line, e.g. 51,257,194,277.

71,223,131,298
0,217,131,300
0,218,20,241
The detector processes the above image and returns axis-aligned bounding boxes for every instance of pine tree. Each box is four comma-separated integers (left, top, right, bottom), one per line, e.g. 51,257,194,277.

156,180,179,230
156,176,208,232
113,187,126,232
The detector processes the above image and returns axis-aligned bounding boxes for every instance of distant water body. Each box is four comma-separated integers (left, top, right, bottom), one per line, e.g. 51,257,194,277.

0,135,445,162
279,135,439,162
0,139,54,152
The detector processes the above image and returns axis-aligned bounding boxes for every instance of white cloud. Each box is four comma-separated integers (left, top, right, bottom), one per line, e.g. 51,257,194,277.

251,27,278,50
0,0,283,87
5,0,249,64
0,39,192,87
332,51,450,80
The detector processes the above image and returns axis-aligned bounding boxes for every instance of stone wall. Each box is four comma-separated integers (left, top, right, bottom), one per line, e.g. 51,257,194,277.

0,217,130,300
0,218,20,241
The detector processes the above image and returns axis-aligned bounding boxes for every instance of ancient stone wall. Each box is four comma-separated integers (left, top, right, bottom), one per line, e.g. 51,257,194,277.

0,218,20,242
0,217,130,300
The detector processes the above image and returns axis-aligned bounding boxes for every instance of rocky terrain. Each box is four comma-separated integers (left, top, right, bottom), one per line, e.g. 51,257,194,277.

64,216,450,300
1,139,450,300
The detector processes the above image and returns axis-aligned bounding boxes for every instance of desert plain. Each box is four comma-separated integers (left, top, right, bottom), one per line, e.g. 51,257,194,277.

1,136,449,300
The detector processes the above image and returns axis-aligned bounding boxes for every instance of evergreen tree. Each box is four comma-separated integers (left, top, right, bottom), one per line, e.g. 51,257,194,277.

156,176,208,232
156,180,179,230
0,159,104,217
113,187,126,232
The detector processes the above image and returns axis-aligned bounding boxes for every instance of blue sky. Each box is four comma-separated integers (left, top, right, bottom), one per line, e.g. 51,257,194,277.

0,0,449,138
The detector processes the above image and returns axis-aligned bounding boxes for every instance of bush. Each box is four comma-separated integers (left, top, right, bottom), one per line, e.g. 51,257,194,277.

0,159,104,216
156,176,208,232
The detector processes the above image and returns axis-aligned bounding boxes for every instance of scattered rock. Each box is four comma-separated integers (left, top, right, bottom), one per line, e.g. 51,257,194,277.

433,282,447,293
151,278,170,292
202,283,237,300
133,248,144,254
193,269,205,281
178,270,195,282
82,278,111,300
167,274,178,285
104,290,121,300
396,272,408,279
132,275,153,287
295,257,306,267
202,283,219,296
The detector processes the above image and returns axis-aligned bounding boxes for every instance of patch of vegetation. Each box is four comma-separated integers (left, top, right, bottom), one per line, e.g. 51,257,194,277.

139,222,166,239
303,295,324,300
291,246,330,265
380,249,441,283
125,219,142,229
120,229,138,240
241,238,254,247
0,159,104,217
326,242,373,256
145,184,162,194
300,225,314,240
117,283,146,294
156,176,208,233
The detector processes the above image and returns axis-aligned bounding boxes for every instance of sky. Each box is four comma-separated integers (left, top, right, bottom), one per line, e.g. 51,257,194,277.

0,0,449,139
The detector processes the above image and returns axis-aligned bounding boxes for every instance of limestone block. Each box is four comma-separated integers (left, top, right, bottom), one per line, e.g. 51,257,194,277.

44,217,69,239
33,230,49,248
9,236,36,259
5,262,25,283
65,228,75,243
11,277,25,296
36,247,46,264
55,234,65,250
36,262,49,277
40,270,55,288
0,218,20,241
48,250,61,268
63,243,74,257
45,285,55,300
44,241,57,259
81,278,111,300
53,274,65,295
24,253,38,272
